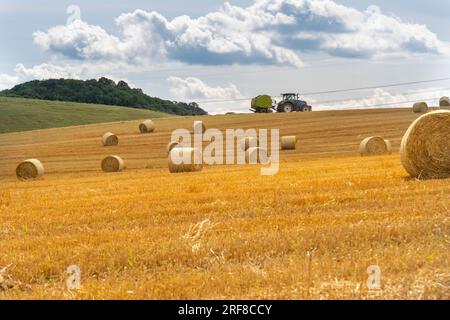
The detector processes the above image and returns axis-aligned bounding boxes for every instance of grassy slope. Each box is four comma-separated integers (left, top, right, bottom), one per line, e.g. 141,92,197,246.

0,97,168,133
0,109,448,299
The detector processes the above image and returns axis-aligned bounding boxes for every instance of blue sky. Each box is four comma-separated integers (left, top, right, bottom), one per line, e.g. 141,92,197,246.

1,0,449,113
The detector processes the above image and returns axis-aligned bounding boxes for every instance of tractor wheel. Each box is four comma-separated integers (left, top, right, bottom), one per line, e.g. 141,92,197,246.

282,103,293,113
301,106,310,112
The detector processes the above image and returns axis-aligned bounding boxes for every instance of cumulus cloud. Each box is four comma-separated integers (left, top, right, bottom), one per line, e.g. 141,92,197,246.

168,76,242,100
33,21,123,61
167,76,247,114
14,63,80,79
0,73,20,91
32,0,450,68
0,63,75,90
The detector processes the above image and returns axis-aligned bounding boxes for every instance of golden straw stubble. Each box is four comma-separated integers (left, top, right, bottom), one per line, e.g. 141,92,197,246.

384,139,393,155
101,155,125,172
359,136,389,156
168,148,203,173
16,159,44,180
400,110,450,179
102,132,118,146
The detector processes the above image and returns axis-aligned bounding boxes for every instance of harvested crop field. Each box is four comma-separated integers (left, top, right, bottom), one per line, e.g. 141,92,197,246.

0,108,448,299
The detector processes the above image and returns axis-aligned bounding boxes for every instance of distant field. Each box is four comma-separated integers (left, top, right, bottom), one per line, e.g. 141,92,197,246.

0,97,168,133
0,108,448,299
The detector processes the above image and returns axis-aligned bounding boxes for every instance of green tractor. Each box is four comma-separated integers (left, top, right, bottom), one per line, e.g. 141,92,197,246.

250,93,312,113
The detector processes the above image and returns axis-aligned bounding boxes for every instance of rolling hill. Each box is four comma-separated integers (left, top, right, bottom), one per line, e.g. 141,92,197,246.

0,77,208,116
0,96,169,133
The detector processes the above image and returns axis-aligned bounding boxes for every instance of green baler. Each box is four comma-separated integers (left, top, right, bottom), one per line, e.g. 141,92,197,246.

250,95,274,113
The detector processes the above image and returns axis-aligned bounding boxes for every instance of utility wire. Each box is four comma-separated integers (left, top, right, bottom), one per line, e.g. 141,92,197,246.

313,87,450,106
196,96,442,112
186,77,450,104
136,92,446,111
323,97,443,110
99,77,449,110
302,77,450,96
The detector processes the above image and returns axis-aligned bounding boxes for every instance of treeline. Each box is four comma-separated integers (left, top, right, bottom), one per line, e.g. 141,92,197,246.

0,77,207,116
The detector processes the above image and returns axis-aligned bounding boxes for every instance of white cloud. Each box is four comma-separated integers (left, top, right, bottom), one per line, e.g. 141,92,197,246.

167,76,247,114
31,0,450,68
317,5,449,58
0,73,20,91
14,63,80,79
33,21,123,61
0,64,67,90
168,76,242,100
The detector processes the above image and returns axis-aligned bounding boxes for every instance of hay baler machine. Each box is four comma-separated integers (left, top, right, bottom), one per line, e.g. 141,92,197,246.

250,93,312,113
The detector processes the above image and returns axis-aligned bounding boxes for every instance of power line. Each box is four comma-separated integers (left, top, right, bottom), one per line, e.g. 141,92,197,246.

191,96,443,112
134,91,446,112
329,97,443,110
313,87,450,106
83,77,448,111
189,77,450,104
302,77,450,96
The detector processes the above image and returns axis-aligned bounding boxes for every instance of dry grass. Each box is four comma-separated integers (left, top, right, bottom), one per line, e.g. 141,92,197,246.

0,108,448,299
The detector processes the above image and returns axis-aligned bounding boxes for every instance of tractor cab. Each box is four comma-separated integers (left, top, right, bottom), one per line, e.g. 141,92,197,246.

282,93,299,101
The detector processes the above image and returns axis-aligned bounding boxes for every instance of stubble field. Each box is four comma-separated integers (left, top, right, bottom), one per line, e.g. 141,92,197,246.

0,108,448,299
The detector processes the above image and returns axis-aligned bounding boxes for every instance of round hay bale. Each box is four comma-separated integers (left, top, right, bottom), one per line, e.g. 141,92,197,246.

384,139,393,155
400,110,450,179
281,136,297,150
413,102,428,113
439,96,450,107
166,141,181,154
101,155,125,173
139,120,155,133
168,148,203,173
193,121,206,134
16,159,44,180
102,132,118,146
239,136,258,151
359,136,389,156
245,147,269,164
